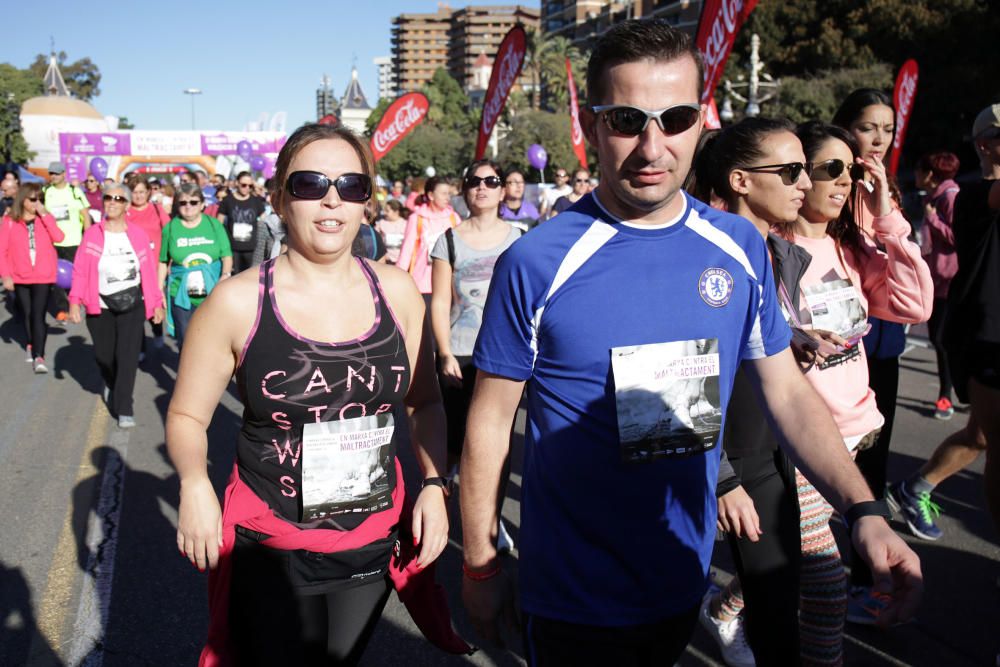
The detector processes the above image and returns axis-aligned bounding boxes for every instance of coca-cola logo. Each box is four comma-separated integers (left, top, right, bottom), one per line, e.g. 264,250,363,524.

893,68,918,151
697,0,755,102
482,43,525,133
371,93,429,160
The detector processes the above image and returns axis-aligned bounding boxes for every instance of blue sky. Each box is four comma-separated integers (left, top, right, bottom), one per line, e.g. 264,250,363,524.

7,1,524,132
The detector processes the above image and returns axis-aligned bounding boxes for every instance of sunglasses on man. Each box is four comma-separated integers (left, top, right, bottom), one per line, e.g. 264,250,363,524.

286,171,372,202
591,103,701,136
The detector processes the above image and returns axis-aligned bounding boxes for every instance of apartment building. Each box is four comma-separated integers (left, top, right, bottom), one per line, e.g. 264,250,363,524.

541,0,701,48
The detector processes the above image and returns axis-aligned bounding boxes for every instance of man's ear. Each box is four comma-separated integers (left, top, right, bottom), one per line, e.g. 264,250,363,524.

581,106,597,146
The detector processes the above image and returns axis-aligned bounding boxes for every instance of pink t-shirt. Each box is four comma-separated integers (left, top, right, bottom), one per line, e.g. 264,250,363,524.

126,203,170,258
377,218,407,265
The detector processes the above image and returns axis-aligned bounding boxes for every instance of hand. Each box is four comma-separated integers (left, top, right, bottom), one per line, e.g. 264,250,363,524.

851,516,923,627
857,156,892,218
412,484,449,568
1,277,12,292
177,477,223,571
790,328,849,367
716,485,761,542
152,307,165,325
924,202,936,219
69,303,83,324
462,566,519,647
438,354,464,389
36,204,49,217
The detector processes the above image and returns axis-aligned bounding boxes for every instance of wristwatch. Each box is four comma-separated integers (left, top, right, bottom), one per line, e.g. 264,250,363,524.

844,500,892,532
422,476,453,499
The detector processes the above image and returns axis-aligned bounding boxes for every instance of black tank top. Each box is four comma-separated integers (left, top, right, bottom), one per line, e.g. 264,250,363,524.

235,257,411,530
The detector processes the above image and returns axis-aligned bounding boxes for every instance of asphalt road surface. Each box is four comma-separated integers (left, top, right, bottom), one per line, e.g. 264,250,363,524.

0,296,997,667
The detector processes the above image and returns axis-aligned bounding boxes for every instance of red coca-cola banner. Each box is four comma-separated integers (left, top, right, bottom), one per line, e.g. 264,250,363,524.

890,59,919,176
695,0,759,106
704,96,721,130
565,57,588,170
370,92,430,162
476,25,527,160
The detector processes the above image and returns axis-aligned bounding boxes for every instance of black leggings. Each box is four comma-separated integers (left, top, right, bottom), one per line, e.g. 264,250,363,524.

440,355,476,459
230,539,391,666
927,297,953,400
232,250,255,274
726,449,801,665
14,283,51,358
85,303,145,417
51,245,77,313
851,355,899,587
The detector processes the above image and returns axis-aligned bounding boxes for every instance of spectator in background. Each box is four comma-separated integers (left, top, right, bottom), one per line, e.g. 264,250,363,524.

217,171,266,273
390,180,406,203
82,175,104,222
43,161,91,321
552,168,591,216
499,168,539,232
916,151,961,419
376,199,408,265
538,168,571,220
397,176,461,298
449,177,470,219
125,173,171,353
1,168,19,218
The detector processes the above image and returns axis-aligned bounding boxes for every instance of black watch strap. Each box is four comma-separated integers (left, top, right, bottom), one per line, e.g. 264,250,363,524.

422,476,452,498
844,499,892,531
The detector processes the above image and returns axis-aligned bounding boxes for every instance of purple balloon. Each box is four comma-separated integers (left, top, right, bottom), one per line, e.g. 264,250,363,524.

527,143,548,171
249,155,266,172
90,157,108,181
237,140,253,161
56,259,73,290
263,161,276,179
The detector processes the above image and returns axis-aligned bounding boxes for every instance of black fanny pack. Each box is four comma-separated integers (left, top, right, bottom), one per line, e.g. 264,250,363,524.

103,285,141,314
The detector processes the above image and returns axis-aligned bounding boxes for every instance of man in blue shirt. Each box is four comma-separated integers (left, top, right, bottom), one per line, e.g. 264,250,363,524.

460,18,922,665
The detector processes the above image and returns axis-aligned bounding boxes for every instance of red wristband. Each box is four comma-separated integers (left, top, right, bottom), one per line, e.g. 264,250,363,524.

462,561,501,581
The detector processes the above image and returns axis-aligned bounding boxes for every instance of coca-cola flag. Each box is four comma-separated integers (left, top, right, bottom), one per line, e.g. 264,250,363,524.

370,92,430,162
695,0,759,106
476,25,527,160
565,57,588,170
704,96,721,130
890,59,919,177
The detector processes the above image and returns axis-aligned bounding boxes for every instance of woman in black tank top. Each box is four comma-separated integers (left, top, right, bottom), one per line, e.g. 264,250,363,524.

166,125,450,665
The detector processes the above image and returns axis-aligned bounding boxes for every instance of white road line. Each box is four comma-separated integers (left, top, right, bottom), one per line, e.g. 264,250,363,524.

843,632,914,666
66,426,130,667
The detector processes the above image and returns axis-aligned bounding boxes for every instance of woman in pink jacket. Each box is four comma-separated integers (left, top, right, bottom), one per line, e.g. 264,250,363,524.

0,182,65,373
69,182,165,429
777,121,932,665
396,177,461,297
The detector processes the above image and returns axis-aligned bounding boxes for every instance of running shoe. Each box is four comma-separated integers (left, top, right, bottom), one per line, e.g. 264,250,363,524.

698,591,756,667
846,586,891,625
934,397,955,420
32,357,48,374
55,311,68,322
886,481,943,541
118,415,136,429
25,344,32,362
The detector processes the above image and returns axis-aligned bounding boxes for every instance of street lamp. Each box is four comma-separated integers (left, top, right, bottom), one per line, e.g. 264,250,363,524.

183,88,202,130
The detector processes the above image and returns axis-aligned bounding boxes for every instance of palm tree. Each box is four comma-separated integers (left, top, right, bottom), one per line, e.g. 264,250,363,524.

539,36,587,113
522,27,544,111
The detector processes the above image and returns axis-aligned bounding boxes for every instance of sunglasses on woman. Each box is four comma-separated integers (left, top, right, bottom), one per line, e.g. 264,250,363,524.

810,159,866,182
26,196,39,202
103,194,128,203
465,175,502,189
286,171,372,202
591,103,701,136
178,199,203,206
740,162,810,186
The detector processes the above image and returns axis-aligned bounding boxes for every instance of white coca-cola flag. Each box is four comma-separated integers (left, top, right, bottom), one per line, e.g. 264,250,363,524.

370,92,430,162
476,25,527,160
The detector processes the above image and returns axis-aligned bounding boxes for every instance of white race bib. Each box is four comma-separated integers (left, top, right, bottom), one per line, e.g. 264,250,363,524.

232,222,254,242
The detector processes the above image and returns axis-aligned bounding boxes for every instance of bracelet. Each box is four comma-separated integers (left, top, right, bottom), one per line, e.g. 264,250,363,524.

462,561,501,581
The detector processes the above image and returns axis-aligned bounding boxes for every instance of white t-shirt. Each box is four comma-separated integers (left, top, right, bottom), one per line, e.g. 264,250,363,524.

98,231,141,308
541,185,572,214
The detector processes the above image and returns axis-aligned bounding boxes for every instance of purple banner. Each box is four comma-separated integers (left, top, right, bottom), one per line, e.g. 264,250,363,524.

200,133,286,155
59,133,132,156
64,155,88,184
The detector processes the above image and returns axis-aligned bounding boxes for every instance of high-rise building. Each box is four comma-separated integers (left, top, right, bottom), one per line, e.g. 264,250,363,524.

391,6,452,93
373,56,397,102
391,4,540,95
316,74,337,120
540,0,701,49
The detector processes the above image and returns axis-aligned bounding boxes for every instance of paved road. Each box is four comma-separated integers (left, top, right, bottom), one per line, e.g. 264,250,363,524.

0,296,997,667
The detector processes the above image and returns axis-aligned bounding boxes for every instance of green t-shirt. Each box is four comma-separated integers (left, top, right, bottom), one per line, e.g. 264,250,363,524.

160,215,232,303
43,185,88,247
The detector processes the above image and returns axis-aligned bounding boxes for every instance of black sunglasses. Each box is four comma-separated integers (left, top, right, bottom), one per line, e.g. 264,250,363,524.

573,178,589,184
465,175,502,189
103,194,128,203
238,182,253,188
178,199,202,206
810,159,865,182
286,171,372,202
740,162,810,185
591,103,701,136
26,196,39,202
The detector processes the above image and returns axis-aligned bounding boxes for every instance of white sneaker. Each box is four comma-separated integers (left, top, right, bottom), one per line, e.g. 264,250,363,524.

118,415,136,429
698,592,756,667
497,518,515,553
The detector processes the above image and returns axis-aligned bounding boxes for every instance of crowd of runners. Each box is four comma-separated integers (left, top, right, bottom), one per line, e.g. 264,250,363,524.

1,17,999,667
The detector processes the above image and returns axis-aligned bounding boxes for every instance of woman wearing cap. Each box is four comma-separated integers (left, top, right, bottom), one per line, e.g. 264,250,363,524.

0,182,65,373
167,123,460,664
69,183,165,428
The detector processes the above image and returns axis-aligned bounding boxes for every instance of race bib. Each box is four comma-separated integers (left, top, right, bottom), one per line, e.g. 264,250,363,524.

301,414,395,521
50,204,70,223
233,222,254,242
801,279,867,369
611,339,722,463
186,270,206,297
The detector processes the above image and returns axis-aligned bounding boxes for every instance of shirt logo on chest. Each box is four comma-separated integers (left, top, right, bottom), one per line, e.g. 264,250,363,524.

698,268,734,308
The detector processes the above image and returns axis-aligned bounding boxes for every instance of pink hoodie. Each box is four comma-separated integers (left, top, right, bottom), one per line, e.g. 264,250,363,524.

0,213,65,284
791,209,933,444
69,220,165,319
919,179,960,298
396,203,461,293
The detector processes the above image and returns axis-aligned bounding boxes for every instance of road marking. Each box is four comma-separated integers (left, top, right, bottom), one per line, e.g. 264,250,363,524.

843,632,913,666
28,401,109,665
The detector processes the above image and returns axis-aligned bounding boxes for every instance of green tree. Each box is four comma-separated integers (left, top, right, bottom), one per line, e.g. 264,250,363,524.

0,64,44,163
538,36,587,113
497,109,593,182
29,52,101,101
116,116,135,130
